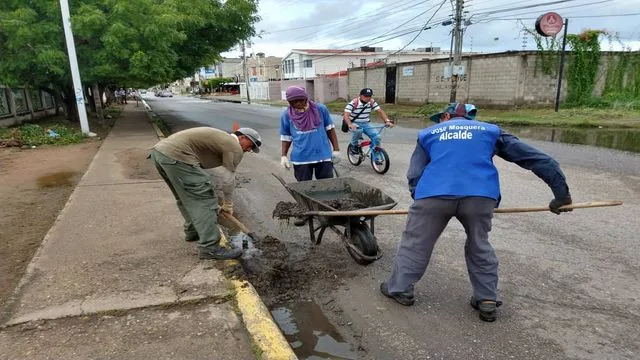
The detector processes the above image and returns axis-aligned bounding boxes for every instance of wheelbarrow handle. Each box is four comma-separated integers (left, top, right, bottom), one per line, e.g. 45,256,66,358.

303,200,623,217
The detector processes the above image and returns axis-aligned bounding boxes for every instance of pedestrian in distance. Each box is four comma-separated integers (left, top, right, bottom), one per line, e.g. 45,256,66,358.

149,126,262,260
380,102,573,322
279,85,341,226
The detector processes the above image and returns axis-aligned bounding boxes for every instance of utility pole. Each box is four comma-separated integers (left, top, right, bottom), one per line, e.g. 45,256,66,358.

59,0,92,135
242,40,251,104
449,0,464,103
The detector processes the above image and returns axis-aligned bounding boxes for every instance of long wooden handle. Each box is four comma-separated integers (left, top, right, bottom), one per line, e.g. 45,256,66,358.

219,212,252,233
303,200,623,217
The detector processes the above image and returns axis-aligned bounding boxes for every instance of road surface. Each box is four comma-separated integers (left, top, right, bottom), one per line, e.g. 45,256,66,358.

145,95,640,360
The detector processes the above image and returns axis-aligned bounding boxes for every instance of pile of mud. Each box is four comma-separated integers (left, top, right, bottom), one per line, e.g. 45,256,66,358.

221,235,357,306
272,199,367,220
324,198,366,211
272,201,305,220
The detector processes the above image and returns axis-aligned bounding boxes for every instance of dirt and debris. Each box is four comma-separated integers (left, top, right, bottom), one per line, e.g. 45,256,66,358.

272,201,306,220
0,139,23,148
325,198,367,211
0,142,100,308
220,235,358,306
272,198,368,220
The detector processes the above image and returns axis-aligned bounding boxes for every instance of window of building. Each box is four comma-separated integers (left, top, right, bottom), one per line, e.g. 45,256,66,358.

304,60,313,68
360,58,366,67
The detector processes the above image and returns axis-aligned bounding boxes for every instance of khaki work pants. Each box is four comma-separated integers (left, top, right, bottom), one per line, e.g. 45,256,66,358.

150,149,221,250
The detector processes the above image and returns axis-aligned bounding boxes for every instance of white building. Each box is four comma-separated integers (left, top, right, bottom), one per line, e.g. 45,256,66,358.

281,47,451,80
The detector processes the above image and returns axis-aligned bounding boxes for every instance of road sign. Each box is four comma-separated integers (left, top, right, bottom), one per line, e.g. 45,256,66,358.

535,12,564,37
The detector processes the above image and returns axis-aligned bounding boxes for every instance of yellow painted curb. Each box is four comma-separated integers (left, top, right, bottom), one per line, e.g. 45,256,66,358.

219,232,298,360
150,121,165,139
233,279,298,360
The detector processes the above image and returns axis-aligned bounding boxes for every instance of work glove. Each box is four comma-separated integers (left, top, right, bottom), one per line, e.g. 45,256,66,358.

219,200,233,215
549,195,572,215
331,151,341,164
280,156,291,169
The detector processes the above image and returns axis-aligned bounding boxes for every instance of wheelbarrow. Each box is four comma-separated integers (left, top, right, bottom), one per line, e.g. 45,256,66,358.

273,174,397,265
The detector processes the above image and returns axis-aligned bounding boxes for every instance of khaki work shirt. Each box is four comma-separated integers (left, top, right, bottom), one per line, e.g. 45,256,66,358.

153,127,244,199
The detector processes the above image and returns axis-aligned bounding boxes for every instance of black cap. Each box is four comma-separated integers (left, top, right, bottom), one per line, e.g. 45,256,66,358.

360,88,373,96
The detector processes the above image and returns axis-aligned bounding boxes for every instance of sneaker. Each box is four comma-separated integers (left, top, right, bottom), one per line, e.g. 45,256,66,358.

349,146,360,155
199,246,243,260
293,217,307,227
380,282,415,306
470,296,501,322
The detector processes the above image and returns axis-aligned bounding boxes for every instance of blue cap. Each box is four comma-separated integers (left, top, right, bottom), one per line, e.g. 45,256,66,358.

429,103,477,123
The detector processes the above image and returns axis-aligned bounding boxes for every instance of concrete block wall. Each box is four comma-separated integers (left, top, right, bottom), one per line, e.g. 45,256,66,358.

348,70,365,100
520,54,562,105
396,63,429,104
464,56,518,105
365,67,386,100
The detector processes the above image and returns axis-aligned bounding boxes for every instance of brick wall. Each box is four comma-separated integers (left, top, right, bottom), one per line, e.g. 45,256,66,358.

346,51,627,107
396,63,429,103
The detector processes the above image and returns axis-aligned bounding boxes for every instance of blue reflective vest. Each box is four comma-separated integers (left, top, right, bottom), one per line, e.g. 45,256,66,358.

415,118,502,201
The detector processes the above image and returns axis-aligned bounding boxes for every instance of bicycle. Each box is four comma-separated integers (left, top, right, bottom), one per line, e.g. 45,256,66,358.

346,123,392,174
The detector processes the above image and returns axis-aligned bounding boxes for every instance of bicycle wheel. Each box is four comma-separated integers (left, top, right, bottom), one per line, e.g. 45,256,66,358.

370,147,390,174
347,143,363,166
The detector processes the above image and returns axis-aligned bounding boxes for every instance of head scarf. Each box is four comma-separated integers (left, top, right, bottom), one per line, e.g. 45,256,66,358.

286,86,321,131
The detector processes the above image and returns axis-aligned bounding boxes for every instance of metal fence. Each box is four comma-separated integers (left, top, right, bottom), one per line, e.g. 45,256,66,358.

0,87,58,121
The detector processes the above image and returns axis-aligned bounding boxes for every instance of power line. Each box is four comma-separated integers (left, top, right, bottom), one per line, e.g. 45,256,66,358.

263,0,423,35
386,0,449,58
472,0,614,23
489,12,640,20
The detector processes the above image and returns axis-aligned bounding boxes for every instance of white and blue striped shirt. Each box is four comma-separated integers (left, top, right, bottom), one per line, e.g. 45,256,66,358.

344,98,380,122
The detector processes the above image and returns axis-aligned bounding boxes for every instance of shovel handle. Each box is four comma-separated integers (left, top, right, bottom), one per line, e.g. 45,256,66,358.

302,200,623,217
219,211,252,234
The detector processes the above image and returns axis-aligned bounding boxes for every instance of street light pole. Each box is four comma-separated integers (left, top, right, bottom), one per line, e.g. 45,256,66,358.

449,0,464,103
242,40,251,104
58,0,91,135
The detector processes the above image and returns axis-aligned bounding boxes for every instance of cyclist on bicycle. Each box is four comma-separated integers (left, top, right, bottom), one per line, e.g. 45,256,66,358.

343,88,394,163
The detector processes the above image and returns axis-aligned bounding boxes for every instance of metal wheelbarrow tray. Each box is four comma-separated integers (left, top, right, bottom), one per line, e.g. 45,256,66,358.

273,174,397,265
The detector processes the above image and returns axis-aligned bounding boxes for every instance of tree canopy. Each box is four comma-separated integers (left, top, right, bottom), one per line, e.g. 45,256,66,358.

0,0,258,92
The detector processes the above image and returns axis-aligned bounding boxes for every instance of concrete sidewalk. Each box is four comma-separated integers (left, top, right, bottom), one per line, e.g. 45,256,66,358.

0,106,295,360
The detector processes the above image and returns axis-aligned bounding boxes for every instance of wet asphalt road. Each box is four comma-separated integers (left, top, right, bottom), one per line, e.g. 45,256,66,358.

145,95,640,360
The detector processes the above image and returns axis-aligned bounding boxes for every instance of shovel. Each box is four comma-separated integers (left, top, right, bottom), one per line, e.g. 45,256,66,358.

302,200,624,217
218,211,260,249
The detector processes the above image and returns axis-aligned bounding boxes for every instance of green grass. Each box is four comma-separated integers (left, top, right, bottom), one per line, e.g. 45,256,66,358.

0,122,85,146
320,100,640,129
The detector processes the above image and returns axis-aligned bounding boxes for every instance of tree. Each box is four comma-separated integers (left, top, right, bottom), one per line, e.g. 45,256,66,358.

0,0,258,121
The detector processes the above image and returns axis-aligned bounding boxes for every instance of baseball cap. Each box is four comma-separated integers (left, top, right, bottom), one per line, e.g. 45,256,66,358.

236,127,262,153
429,103,477,123
360,88,373,96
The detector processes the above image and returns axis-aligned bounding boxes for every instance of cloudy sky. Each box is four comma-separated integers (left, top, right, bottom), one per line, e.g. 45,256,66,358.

222,0,640,58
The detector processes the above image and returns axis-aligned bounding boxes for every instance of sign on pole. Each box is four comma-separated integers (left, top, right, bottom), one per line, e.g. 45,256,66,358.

535,12,564,37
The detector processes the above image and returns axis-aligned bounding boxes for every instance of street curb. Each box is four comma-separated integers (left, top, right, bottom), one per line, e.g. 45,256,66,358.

232,277,298,360
145,101,297,360
141,99,166,138
216,231,298,360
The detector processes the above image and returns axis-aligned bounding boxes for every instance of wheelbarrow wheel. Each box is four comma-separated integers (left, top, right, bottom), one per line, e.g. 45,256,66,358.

345,223,378,266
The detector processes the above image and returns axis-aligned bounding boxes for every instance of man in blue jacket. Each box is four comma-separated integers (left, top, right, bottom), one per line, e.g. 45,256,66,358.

380,103,573,322
280,86,341,226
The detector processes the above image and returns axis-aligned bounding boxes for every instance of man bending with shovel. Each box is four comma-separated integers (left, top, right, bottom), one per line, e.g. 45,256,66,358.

150,126,262,260
380,103,573,322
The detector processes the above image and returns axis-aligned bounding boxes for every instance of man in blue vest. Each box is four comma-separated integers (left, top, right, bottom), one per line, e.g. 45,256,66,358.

380,103,573,322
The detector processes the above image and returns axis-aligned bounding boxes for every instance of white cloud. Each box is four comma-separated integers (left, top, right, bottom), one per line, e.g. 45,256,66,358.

222,0,640,59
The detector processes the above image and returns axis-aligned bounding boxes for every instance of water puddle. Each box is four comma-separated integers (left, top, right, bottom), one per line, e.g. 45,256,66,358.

36,171,77,188
271,301,357,360
504,126,640,153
